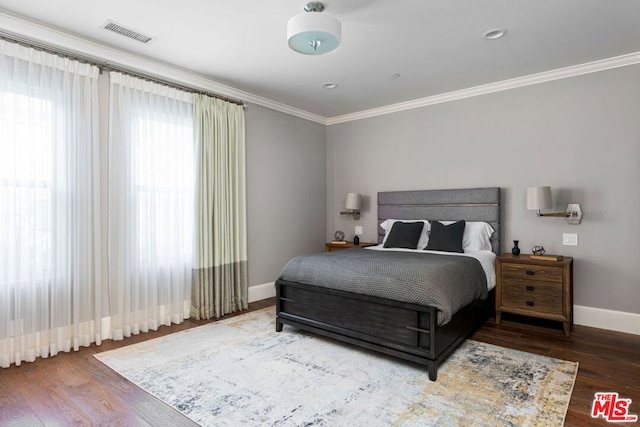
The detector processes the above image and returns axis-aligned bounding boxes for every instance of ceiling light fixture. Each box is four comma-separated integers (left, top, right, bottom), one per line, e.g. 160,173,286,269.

483,28,507,40
287,2,341,55
322,82,338,89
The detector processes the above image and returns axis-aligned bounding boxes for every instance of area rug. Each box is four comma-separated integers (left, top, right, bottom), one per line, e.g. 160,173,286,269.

95,307,578,426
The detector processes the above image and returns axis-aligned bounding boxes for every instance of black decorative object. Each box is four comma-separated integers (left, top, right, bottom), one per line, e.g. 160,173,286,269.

354,235,360,245
511,240,521,256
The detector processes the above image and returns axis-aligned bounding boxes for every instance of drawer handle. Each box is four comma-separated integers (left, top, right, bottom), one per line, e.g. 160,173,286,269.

526,270,535,276
526,285,535,291
280,297,294,302
406,326,430,335
526,301,534,307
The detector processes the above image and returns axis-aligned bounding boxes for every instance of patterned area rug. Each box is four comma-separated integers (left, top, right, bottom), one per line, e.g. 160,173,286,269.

95,307,577,426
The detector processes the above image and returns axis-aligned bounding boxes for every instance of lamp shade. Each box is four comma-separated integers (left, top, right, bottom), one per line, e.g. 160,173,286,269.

344,193,361,210
526,186,552,210
287,8,341,55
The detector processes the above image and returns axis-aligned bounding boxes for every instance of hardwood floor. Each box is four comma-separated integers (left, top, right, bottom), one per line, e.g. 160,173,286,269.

472,313,640,426
1,299,638,426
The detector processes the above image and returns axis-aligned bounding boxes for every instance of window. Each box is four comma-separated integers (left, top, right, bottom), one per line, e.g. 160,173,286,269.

0,90,53,286
132,114,194,267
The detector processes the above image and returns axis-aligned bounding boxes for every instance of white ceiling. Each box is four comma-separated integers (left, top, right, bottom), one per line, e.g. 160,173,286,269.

1,0,639,120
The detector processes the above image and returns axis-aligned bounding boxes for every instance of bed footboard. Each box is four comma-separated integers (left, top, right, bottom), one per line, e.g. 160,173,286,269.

275,279,490,381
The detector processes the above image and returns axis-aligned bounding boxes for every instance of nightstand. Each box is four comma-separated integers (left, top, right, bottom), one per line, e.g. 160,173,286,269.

495,254,573,336
324,241,377,252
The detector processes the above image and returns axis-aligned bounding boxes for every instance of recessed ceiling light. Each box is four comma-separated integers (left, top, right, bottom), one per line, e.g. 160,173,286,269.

391,73,401,80
483,28,507,40
322,82,338,89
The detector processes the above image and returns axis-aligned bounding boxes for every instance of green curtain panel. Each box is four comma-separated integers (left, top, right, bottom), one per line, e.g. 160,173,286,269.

191,95,248,319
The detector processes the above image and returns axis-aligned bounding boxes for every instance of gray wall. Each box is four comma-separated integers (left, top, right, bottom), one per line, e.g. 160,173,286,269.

245,104,327,287
326,64,640,314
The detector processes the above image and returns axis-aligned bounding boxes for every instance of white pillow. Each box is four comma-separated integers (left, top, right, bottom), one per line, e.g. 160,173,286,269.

438,221,494,252
380,219,431,249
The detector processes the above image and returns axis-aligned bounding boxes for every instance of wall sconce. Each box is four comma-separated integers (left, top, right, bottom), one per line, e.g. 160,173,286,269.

340,192,361,220
526,186,582,225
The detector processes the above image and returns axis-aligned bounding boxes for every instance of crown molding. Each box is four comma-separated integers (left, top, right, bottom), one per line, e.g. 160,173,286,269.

0,11,327,125
326,52,640,126
2,10,639,128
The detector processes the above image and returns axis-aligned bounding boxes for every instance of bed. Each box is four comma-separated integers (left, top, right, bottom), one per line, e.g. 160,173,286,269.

275,187,500,380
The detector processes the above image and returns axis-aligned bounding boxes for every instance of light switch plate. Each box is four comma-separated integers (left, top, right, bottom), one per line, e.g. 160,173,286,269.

355,226,363,236
563,233,578,246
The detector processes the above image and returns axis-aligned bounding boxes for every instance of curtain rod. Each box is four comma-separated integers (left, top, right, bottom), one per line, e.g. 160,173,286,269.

0,32,245,107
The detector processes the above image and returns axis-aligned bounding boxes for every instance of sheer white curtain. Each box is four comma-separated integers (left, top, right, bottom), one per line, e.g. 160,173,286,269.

0,41,102,367
108,72,194,340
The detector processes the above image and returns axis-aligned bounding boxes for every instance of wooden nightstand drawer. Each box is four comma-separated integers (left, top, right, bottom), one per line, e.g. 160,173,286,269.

501,262,563,283
502,279,563,315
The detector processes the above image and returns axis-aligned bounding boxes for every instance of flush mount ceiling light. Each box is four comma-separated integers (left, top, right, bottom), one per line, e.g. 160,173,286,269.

287,2,341,55
483,28,507,40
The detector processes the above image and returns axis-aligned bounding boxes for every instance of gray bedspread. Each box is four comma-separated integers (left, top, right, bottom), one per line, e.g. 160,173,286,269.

278,248,488,325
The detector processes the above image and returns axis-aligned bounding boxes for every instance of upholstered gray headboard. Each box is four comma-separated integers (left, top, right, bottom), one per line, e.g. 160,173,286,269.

377,187,501,255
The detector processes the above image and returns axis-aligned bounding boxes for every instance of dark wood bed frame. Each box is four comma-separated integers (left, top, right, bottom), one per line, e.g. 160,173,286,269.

275,187,501,381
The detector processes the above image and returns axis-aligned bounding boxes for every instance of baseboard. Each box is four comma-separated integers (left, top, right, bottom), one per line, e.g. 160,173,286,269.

248,282,276,303
574,305,640,336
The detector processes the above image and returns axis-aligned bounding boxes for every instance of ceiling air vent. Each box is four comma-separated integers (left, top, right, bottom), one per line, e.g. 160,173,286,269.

102,20,155,44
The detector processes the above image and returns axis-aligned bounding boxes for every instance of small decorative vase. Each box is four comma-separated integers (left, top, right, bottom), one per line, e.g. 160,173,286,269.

511,240,521,256
354,235,360,245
